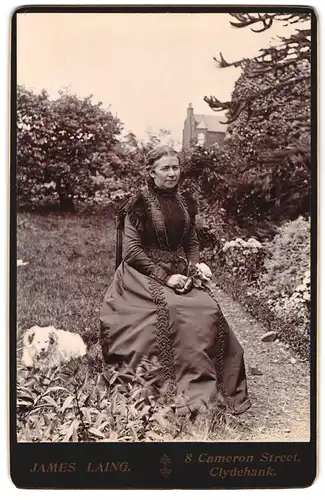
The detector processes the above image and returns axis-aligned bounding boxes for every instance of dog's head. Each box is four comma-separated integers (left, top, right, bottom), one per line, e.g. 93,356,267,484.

23,326,58,356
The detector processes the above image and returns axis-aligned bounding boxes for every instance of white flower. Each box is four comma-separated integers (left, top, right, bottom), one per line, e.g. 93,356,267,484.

247,238,262,248
196,263,212,281
235,237,247,247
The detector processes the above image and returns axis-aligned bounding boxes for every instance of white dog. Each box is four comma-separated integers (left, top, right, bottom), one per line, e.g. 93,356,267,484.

22,325,87,368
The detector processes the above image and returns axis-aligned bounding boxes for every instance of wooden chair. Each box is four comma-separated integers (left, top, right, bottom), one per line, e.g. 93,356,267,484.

115,222,124,271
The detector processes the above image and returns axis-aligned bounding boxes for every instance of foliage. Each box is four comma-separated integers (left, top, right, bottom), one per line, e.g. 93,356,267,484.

17,357,172,442
224,58,310,162
256,216,311,355
266,268,310,356
205,13,311,130
200,13,311,225
142,128,179,151
180,143,230,200
17,85,123,210
200,236,266,288
220,237,266,282
180,141,300,238
17,354,233,443
188,13,311,352
222,59,310,220
257,216,310,299
207,217,311,359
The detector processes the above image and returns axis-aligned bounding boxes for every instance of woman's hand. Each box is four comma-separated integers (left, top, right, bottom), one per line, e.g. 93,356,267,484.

166,274,188,289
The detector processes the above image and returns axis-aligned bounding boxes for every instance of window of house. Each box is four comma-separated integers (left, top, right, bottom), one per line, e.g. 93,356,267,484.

197,132,205,146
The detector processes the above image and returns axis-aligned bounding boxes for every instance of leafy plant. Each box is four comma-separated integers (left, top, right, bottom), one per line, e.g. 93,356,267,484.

17,356,212,443
258,216,310,298
17,86,122,211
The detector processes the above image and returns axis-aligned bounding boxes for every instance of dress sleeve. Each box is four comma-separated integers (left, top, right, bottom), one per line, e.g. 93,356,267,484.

185,226,200,265
123,215,172,285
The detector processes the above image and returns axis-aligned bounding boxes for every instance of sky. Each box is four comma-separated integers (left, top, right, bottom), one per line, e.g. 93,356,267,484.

17,12,306,144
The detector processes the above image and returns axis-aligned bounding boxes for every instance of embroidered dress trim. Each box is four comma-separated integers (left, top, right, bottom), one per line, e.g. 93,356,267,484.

206,289,237,414
148,276,177,400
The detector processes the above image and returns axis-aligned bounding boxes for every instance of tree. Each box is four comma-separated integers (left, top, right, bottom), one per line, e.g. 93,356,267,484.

180,143,230,199
201,13,311,222
204,12,311,167
17,86,53,207
17,86,123,210
119,132,139,154
224,60,310,215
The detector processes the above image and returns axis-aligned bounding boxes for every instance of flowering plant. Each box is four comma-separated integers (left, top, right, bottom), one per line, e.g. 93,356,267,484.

175,259,213,294
191,262,213,290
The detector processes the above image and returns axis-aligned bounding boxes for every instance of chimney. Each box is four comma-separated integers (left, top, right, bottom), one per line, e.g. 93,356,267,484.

187,103,193,118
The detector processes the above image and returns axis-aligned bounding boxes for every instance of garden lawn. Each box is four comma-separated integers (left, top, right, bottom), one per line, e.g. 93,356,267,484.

17,211,115,347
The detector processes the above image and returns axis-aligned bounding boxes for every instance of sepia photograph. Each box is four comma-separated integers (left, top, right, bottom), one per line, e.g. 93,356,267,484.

15,8,313,448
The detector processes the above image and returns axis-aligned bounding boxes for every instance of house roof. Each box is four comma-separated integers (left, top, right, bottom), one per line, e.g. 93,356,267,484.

194,114,227,133
196,120,207,130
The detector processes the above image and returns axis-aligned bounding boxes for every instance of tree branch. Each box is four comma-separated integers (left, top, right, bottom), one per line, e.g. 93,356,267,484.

205,74,310,122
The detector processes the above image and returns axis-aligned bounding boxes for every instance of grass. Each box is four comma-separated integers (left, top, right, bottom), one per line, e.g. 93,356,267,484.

17,212,242,443
17,211,115,346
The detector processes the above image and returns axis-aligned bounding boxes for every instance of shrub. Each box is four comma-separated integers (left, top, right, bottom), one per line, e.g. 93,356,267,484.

258,216,310,299
220,237,266,282
17,86,122,211
245,215,311,345
207,217,311,359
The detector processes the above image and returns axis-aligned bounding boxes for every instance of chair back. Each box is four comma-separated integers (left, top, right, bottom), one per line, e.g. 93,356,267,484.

115,224,123,270
115,196,130,270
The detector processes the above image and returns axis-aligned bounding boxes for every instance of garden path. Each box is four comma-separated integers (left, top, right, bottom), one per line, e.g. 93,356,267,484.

211,284,310,442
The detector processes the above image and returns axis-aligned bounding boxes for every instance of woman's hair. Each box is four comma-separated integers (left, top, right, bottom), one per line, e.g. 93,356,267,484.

146,145,179,169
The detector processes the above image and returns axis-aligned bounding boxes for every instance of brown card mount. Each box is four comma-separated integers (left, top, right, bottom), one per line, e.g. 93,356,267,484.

10,4,317,489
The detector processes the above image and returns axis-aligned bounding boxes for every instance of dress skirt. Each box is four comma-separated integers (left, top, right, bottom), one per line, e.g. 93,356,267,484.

100,261,251,414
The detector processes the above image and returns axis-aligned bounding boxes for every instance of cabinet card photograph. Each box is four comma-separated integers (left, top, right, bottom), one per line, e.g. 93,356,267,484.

10,5,317,489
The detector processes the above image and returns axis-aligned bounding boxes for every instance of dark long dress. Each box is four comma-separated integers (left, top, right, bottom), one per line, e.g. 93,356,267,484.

100,181,251,415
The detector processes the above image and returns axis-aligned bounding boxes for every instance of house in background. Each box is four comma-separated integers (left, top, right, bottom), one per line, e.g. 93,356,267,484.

182,103,227,150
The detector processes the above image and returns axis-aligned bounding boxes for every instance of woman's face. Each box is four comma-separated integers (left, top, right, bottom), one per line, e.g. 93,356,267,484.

150,155,180,189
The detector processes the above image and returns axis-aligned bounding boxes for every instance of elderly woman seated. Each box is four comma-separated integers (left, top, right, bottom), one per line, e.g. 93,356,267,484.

100,146,251,415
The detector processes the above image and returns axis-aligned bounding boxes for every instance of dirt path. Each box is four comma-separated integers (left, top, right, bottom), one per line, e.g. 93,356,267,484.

212,285,310,442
